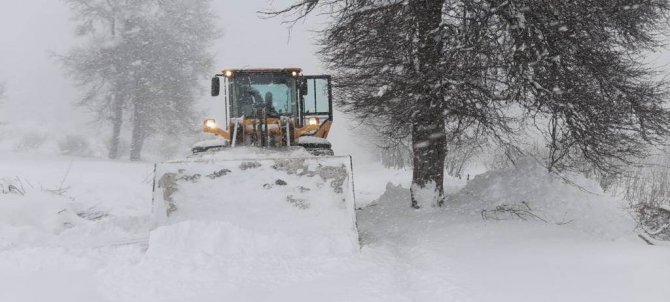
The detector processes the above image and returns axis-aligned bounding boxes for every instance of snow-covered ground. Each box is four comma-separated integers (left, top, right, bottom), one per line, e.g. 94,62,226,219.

1,151,669,302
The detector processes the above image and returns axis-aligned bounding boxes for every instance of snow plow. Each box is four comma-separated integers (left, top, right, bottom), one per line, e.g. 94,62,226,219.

151,68,359,254
194,68,335,155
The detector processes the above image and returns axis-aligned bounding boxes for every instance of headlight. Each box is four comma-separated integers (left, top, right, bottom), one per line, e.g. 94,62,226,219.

308,117,319,126
224,70,233,77
204,119,217,129
291,71,298,77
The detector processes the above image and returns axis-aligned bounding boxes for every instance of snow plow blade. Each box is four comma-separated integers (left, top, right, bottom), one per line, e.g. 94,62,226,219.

151,156,359,255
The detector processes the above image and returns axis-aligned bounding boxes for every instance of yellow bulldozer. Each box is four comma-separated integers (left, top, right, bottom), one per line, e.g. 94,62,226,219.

150,68,360,256
193,68,335,156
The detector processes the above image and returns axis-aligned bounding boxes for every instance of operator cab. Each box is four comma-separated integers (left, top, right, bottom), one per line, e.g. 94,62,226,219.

211,68,332,129
231,71,296,117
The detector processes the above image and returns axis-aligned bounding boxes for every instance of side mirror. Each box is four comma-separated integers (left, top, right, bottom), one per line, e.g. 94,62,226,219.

211,77,220,97
299,79,308,96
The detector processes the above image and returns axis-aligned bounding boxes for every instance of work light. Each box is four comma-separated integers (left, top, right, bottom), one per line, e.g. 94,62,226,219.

204,119,217,129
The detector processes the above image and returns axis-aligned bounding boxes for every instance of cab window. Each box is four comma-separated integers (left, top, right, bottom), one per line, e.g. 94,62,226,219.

303,77,330,115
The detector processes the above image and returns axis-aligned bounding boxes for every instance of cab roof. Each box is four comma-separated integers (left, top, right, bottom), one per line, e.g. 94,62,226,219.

222,68,302,74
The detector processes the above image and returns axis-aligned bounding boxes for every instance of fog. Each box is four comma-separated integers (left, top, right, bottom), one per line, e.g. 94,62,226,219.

1,0,668,162
0,0,80,129
0,0,324,127
0,0,379,160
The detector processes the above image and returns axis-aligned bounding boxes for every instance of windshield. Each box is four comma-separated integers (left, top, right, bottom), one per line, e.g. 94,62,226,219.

229,73,297,117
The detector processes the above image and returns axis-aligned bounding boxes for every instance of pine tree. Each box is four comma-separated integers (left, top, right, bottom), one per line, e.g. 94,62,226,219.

270,0,670,208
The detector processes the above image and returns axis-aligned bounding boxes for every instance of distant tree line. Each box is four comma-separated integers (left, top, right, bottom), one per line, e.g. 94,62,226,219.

61,0,219,160
270,0,670,208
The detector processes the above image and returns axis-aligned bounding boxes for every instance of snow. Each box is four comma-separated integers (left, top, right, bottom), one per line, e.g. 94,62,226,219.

411,181,440,208
449,159,635,239
295,136,331,145
151,156,359,257
192,137,229,149
1,152,669,301
181,146,314,161
374,85,389,97
0,187,83,245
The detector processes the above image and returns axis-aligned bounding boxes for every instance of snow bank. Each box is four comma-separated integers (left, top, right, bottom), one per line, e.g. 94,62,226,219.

449,159,635,238
0,182,85,247
360,169,669,302
0,153,153,249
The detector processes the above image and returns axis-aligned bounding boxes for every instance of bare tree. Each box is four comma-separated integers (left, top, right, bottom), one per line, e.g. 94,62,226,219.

62,0,219,160
269,0,670,208
61,0,128,159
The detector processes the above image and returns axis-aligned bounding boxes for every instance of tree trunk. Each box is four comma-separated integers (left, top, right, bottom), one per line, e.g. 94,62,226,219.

108,94,123,159
106,16,122,160
129,103,145,161
409,0,446,208
411,117,446,208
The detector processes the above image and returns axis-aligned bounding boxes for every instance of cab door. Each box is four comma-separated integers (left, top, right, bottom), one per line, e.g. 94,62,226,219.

300,75,333,128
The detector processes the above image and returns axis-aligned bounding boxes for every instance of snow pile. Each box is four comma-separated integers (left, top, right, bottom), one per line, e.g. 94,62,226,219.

449,159,634,238
362,178,670,302
0,153,153,250
0,180,85,247
411,181,440,208
179,146,315,162
0,178,151,249
149,156,359,259
191,137,229,149
296,136,331,145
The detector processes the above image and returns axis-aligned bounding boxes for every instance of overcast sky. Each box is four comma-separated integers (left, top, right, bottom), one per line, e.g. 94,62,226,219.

0,0,325,132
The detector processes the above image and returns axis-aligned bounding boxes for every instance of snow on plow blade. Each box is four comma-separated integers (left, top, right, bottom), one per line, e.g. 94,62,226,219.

151,156,359,256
